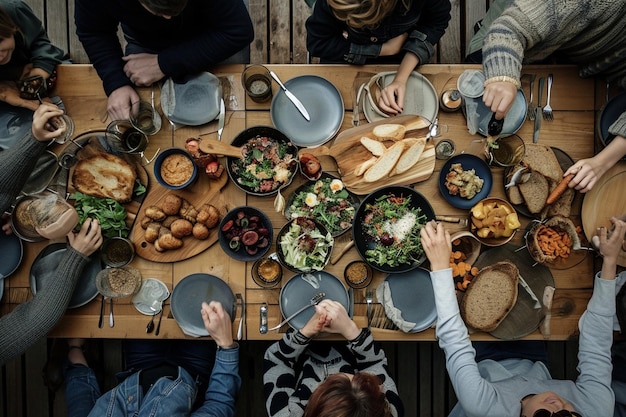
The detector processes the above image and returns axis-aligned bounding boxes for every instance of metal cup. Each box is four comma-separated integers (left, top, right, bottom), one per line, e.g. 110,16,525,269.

100,236,135,267
130,101,162,135
242,65,273,103
488,134,526,167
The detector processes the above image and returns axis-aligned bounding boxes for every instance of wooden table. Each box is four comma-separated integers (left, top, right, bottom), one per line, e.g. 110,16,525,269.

1,64,597,341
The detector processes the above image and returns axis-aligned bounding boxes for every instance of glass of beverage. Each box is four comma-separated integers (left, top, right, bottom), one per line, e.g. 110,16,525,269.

488,134,526,167
130,101,162,135
106,120,159,165
242,65,273,103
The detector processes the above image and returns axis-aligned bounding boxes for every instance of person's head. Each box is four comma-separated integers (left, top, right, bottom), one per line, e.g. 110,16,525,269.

520,392,582,417
138,0,188,18
303,373,391,417
0,7,17,65
327,0,411,29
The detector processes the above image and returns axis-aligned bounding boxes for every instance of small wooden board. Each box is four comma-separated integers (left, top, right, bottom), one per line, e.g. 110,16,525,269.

302,115,436,195
131,172,228,262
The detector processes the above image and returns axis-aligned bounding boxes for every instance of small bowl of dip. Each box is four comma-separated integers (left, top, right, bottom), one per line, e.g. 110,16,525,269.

154,148,198,190
252,256,283,288
344,260,373,289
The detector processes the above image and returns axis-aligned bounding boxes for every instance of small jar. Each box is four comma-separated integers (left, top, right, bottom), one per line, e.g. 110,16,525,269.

101,237,135,267
440,89,463,112
344,260,373,289
435,139,456,160
252,257,283,288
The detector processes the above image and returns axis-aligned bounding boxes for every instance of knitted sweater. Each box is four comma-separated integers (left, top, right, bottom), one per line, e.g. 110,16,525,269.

263,328,404,417
0,133,89,365
0,0,65,80
482,0,626,138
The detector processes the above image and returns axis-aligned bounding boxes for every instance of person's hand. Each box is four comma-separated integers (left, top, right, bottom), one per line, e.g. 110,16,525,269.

0,80,39,111
378,79,406,115
300,310,329,339
201,301,235,348
314,300,360,340
420,221,451,271
380,32,408,56
107,86,141,121
1,212,12,235
563,157,606,193
31,103,65,141
595,217,626,262
122,53,165,87
483,81,517,120
67,218,103,256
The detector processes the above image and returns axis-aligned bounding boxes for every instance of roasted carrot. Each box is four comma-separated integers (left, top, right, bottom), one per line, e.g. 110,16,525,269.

546,173,575,205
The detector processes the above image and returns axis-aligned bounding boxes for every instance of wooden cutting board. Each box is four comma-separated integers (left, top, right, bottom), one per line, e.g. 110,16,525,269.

581,161,626,266
132,172,228,262
301,115,435,195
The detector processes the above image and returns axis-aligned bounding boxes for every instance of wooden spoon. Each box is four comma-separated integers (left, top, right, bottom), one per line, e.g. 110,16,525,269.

198,139,243,158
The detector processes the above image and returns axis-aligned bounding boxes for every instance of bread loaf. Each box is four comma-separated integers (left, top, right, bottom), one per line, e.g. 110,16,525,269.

372,124,406,141
72,153,137,203
360,136,387,156
461,261,519,332
523,144,563,182
363,141,406,182
394,138,426,174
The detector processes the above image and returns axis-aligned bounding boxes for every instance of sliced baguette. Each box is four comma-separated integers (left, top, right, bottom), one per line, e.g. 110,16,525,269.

372,123,406,141
354,156,378,177
360,136,387,156
461,261,519,332
363,141,406,182
394,138,426,175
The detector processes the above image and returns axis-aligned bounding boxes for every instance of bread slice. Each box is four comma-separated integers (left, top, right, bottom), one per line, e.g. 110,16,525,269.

523,144,563,182
543,185,574,219
363,141,406,182
354,156,377,177
360,136,387,156
73,152,137,203
461,261,519,332
394,138,426,175
506,184,524,205
372,124,406,141
518,171,549,214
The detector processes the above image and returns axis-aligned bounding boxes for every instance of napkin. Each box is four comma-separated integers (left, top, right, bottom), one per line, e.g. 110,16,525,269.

376,281,417,333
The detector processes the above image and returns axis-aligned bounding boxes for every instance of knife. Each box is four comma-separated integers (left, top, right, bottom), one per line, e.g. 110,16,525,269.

518,274,541,309
269,71,311,121
217,98,225,141
533,77,545,143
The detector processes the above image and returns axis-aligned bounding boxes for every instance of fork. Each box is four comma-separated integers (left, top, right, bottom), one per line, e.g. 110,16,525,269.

526,74,537,121
365,287,373,327
542,73,554,121
267,292,325,331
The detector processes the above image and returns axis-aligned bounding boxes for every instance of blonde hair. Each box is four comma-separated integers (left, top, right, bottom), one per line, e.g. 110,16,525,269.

327,0,411,29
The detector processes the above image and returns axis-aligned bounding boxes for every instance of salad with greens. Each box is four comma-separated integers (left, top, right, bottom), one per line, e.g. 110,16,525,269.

286,177,357,236
279,217,333,272
361,193,428,268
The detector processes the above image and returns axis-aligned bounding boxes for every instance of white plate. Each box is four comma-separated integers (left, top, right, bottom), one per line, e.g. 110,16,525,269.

161,72,222,126
132,278,170,315
384,267,437,332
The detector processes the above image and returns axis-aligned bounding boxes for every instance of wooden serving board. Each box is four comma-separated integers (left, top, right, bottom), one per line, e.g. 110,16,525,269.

132,172,228,262
581,161,626,266
302,115,436,195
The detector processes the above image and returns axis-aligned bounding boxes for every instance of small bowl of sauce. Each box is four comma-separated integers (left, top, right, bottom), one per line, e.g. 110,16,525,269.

344,260,373,289
252,257,283,288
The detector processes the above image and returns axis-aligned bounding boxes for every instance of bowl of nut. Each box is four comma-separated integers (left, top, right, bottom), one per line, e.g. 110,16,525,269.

469,197,521,246
95,266,142,298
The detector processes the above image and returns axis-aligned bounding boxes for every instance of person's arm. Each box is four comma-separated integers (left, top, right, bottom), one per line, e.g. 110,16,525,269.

400,0,451,65
306,0,357,62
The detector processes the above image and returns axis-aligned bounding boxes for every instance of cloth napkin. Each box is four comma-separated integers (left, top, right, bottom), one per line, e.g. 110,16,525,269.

376,281,417,333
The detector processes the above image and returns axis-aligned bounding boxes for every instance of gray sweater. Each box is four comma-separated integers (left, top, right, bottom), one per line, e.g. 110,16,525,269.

481,0,626,138
0,133,89,365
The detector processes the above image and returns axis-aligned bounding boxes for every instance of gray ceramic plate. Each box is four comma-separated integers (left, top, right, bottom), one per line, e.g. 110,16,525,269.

0,231,23,279
161,72,221,126
21,151,59,195
170,273,236,337
271,75,344,147
279,271,350,331
30,243,103,309
385,267,437,332
474,89,526,137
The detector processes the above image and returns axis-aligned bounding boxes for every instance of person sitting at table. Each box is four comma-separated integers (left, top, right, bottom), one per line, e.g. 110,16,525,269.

264,299,404,417
74,0,254,122
306,0,451,116
63,301,240,417
0,0,66,110
0,103,103,366
470,0,626,193
419,220,621,417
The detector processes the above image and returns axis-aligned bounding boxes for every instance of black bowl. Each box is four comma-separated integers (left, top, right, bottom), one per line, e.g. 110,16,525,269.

353,186,435,273
226,126,299,196
439,154,492,210
218,206,273,262
153,147,198,190
276,217,334,273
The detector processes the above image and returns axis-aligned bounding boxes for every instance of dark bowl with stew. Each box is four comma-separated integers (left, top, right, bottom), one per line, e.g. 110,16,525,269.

226,126,299,197
218,206,273,262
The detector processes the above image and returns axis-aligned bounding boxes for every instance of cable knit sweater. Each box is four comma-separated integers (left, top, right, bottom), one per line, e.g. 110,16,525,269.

263,328,404,417
0,133,89,365
482,0,626,138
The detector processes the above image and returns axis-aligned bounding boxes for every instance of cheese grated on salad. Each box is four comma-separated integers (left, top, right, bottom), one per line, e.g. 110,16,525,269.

383,212,416,242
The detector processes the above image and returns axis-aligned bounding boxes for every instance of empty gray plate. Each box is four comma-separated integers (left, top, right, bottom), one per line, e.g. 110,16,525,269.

271,75,344,147
0,231,23,280
161,72,222,126
384,267,437,333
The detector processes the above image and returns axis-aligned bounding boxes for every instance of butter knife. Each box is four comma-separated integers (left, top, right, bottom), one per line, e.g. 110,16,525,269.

518,274,541,309
269,71,311,121
217,98,225,141
533,77,545,143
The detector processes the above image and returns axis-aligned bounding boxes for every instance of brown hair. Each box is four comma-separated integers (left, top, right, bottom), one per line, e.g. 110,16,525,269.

327,0,411,29
0,6,18,41
303,373,391,417
139,0,188,16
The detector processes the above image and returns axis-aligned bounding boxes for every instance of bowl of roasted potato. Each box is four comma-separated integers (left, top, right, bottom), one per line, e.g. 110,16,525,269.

469,198,520,246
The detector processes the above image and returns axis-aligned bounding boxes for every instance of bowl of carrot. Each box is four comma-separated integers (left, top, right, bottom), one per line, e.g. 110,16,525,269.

449,231,481,291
